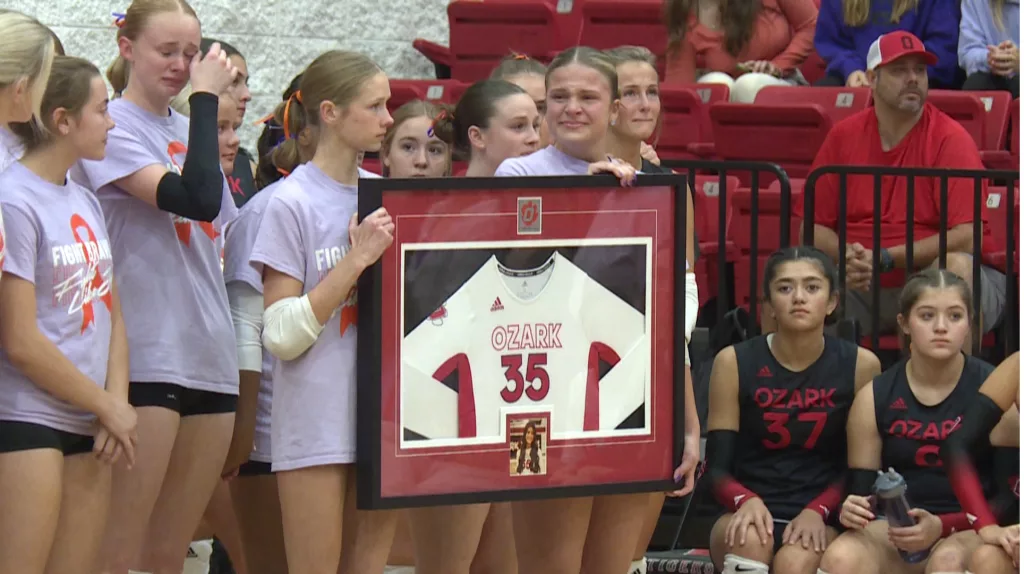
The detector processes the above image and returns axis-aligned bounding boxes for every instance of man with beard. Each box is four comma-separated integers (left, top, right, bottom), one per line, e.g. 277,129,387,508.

795,31,1004,347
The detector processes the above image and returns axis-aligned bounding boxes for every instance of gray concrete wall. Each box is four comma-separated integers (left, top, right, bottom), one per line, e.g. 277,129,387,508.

18,0,450,148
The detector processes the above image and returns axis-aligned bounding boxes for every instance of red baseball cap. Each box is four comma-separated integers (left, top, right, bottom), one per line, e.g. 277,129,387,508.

866,31,938,71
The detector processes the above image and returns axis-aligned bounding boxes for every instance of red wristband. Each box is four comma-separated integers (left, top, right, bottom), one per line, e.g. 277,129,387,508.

805,482,843,521
714,476,758,511
939,512,973,536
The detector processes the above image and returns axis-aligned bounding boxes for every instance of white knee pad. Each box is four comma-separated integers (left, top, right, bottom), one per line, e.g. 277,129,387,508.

628,557,647,574
723,553,769,574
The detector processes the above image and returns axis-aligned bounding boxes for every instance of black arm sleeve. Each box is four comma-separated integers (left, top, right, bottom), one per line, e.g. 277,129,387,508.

155,92,224,222
990,447,1020,526
706,429,737,480
847,468,878,497
940,394,1004,468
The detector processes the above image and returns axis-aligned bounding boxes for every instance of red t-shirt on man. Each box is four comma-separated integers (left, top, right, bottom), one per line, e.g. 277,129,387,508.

796,102,993,286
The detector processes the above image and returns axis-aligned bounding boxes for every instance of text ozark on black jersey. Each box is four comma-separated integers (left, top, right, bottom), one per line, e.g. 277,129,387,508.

732,335,858,521
400,252,650,442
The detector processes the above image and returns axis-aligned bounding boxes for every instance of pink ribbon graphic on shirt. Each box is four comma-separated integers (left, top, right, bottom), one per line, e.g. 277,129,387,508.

167,141,219,246
71,214,112,333
339,286,357,337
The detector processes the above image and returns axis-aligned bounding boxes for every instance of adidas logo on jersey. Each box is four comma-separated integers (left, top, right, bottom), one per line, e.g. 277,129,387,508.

757,366,772,377
889,398,908,410
490,297,504,312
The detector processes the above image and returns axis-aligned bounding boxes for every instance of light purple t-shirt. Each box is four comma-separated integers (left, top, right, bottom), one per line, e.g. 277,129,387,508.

249,163,367,471
0,162,114,435
223,181,281,462
224,168,378,463
0,128,24,270
494,145,592,177
73,98,239,394
0,128,23,174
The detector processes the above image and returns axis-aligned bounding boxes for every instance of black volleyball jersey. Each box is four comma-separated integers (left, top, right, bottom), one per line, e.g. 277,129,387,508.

734,335,859,519
874,355,995,515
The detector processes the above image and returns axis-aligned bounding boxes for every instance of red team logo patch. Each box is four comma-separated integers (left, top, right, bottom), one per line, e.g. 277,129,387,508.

517,197,542,235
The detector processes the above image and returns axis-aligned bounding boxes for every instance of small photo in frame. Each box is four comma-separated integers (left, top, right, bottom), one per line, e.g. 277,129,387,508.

509,416,548,477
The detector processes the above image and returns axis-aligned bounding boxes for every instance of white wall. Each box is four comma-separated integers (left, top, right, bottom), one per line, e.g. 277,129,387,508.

14,0,451,150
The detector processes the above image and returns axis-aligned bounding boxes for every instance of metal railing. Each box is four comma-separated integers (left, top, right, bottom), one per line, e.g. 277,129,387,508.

802,165,1019,356
661,160,793,336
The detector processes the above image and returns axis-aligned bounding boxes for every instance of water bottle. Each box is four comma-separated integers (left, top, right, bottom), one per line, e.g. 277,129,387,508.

873,467,930,564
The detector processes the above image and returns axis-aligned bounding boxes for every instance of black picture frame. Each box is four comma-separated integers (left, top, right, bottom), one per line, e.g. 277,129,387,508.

356,174,691,509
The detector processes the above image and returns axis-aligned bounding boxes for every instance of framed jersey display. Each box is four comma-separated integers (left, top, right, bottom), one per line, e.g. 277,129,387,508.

355,175,691,509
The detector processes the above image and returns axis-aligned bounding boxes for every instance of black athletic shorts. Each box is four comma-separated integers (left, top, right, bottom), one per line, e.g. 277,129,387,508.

0,420,94,456
129,382,237,417
237,460,273,477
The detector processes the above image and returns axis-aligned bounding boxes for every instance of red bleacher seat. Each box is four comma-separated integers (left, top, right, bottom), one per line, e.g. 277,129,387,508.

413,1,567,83
799,50,827,85
928,90,987,149
754,86,870,124
387,80,459,113
707,102,833,184
1013,100,1020,158
983,97,1020,169
657,87,709,160
692,175,741,309
578,0,667,76
675,83,733,158
973,91,1012,150
446,80,470,105
985,184,1021,273
732,181,804,307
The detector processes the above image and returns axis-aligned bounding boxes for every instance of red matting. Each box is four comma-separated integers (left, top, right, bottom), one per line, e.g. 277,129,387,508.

377,186,676,498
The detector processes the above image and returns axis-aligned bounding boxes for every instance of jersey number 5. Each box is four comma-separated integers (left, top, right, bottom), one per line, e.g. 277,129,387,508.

501,353,550,403
763,412,828,449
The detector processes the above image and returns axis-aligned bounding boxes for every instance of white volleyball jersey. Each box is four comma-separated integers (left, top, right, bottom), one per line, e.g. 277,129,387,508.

401,252,649,442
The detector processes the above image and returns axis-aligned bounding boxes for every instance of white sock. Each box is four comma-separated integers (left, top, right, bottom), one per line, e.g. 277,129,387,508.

628,557,647,574
723,554,769,574
817,570,830,574
183,539,213,574
128,571,154,574
383,567,416,574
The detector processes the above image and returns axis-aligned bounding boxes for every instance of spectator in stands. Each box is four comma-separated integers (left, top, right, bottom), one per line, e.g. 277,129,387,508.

380,99,451,177
796,32,1004,348
663,0,818,102
490,54,549,143
821,270,997,574
959,0,1020,98
813,0,960,89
